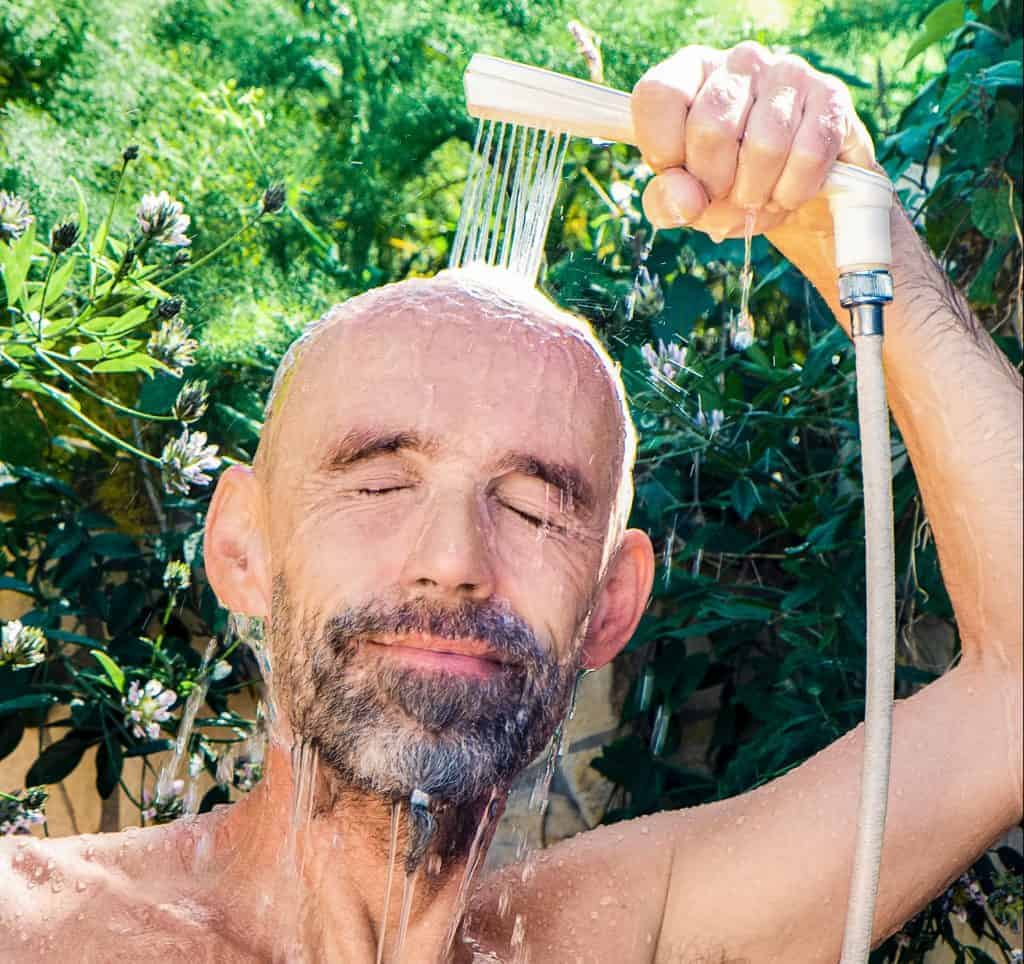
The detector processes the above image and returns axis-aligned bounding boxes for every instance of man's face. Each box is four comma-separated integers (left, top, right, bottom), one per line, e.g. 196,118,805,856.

262,286,624,805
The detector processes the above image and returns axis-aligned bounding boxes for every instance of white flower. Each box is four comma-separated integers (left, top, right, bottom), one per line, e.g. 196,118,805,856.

695,405,725,437
142,778,185,823
136,191,191,247
148,317,198,376
123,679,177,740
0,191,33,244
160,429,221,495
162,560,191,592
641,339,687,382
0,620,46,670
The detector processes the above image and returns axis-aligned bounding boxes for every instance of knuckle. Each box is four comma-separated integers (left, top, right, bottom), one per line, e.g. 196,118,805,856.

687,111,736,150
729,40,770,69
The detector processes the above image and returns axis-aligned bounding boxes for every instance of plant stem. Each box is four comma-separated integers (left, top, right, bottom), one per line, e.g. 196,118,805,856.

33,348,176,421
90,157,131,299
159,214,263,288
36,255,57,338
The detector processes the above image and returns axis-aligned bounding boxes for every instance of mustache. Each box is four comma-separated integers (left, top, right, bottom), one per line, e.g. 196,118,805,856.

322,598,552,671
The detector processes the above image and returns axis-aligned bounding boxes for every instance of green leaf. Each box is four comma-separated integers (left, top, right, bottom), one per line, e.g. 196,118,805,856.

26,733,97,785
729,478,758,521
0,694,58,716
199,784,231,813
93,352,165,375
0,575,34,594
977,60,1023,90
971,184,1021,240
903,0,966,65
90,532,139,560
0,715,25,761
0,221,37,304
92,651,125,693
28,256,77,312
968,241,1013,304
96,738,124,799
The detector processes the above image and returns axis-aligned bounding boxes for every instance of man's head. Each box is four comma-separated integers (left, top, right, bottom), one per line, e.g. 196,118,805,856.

205,267,654,807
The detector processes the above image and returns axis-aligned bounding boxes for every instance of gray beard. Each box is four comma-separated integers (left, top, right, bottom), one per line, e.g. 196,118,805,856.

270,579,583,813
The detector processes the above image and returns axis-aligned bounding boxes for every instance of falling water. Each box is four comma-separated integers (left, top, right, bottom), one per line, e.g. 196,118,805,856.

375,800,402,964
287,740,319,877
729,209,757,351
151,640,215,820
441,790,501,958
450,119,571,282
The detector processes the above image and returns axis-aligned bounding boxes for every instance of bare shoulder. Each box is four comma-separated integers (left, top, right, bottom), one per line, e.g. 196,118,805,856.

0,823,257,963
468,810,684,963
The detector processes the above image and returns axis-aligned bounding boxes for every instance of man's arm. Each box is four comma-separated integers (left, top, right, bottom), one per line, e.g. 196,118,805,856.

473,43,1022,962
639,44,1023,959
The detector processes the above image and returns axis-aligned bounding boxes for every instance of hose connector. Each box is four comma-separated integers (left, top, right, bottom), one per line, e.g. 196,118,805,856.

840,269,893,337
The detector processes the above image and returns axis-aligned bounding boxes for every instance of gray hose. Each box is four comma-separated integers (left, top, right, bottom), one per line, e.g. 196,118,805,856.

840,333,897,962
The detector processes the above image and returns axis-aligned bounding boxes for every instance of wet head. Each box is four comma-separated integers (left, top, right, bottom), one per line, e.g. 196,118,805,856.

204,266,654,815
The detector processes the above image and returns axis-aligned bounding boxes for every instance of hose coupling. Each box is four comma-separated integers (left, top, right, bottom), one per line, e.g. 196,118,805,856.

839,270,893,337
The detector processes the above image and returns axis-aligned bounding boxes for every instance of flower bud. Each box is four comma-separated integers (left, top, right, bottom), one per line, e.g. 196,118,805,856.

50,221,80,254
260,182,286,216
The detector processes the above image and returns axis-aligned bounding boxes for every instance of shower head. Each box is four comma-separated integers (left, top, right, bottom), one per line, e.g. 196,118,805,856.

463,53,894,274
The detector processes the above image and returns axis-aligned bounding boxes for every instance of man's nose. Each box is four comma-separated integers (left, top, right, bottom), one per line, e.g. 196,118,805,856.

400,492,496,601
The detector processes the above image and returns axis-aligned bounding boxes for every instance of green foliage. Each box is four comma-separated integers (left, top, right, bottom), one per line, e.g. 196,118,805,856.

1,0,1021,957
1,157,279,822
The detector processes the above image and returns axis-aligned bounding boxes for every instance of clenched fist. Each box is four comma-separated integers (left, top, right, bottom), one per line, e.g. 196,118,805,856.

631,42,877,242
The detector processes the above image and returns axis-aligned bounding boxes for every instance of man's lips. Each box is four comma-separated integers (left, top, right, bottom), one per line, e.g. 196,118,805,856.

363,633,511,678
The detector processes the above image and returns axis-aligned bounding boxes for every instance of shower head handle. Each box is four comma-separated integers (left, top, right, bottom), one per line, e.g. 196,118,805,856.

464,53,894,271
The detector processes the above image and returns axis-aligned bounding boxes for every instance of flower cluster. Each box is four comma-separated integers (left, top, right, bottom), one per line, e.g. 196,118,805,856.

123,679,177,740
0,620,46,670
0,787,48,836
135,191,191,247
162,560,191,592
941,871,988,924
641,339,687,383
148,317,198,376
0,191,33,244
160,429,221,495
142,778,185,824
173,379,209,423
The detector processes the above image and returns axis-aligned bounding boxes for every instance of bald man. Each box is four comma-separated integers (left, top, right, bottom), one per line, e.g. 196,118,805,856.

2,42,1021,964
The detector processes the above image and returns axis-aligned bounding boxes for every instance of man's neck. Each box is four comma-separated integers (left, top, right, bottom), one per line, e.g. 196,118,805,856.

212,742,503,962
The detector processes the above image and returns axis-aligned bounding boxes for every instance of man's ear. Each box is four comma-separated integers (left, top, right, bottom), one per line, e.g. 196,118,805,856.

579,528,655,670
204,465,270,619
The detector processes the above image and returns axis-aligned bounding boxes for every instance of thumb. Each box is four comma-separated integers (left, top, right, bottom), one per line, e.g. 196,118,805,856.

642,168,710,228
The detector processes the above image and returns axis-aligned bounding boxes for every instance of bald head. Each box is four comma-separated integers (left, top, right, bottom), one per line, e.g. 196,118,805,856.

255,266,637,552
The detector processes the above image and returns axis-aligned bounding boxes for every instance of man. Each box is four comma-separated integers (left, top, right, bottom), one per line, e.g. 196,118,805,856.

2,41,1021,963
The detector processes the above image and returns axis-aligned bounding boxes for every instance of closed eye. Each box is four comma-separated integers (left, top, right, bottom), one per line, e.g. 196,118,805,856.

356,486,410,496
501,501,567,534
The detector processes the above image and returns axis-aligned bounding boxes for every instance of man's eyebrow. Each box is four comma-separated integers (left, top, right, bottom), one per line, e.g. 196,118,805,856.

496,452,595,513
319,428,438,472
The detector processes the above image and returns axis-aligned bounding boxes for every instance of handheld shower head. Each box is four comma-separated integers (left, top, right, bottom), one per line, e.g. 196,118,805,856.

463,53,894,276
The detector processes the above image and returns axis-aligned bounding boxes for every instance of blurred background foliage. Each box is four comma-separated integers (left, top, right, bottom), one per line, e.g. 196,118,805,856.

1,0,1021,958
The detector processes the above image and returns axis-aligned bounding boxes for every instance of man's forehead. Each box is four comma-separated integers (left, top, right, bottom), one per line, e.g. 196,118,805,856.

261,273,626,501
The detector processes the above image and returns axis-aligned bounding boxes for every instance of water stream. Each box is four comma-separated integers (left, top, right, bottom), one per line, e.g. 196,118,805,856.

450,119,570,282
729,209,757,351
375,799,402,964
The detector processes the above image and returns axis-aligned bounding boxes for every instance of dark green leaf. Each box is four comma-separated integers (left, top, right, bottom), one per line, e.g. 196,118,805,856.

96,738,124,799
26,733,97,785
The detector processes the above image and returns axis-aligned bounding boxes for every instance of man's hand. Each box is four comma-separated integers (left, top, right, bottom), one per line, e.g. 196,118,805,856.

631,42,876,243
